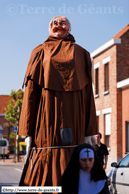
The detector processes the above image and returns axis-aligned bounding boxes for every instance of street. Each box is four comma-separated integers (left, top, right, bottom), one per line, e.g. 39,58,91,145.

0,163,24,194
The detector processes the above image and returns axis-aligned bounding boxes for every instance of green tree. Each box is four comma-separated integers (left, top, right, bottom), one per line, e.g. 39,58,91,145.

4,89,24,162
4,90,24,126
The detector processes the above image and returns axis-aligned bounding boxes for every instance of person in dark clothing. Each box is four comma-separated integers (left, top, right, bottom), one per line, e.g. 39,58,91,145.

94,133,109,170
60,143,110,194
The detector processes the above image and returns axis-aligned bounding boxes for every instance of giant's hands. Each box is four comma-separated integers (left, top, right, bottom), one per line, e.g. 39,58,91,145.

84,136,92,145
84,136,97,145
91,135,97,145
25,136,32,157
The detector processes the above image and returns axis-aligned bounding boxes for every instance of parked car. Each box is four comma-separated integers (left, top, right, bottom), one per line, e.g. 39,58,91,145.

0,138,10,159
107,153,129,194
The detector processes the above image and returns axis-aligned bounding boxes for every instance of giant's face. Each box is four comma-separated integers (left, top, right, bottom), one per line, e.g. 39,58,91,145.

49,16,70,39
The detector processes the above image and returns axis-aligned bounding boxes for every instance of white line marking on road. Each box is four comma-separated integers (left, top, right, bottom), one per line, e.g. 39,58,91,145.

14,168,22,172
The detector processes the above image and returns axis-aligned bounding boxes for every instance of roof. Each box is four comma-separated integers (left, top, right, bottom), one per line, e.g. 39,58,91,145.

91,23,129,58
113,23,129,39
117,78,129,89
0,95,12,114
90,39,121,58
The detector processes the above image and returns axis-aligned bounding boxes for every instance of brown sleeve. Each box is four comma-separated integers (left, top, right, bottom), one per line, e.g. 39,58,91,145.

22,45,44,88
84,50,98,136
18,80,41,137
85,80,98,136
85,50,92,79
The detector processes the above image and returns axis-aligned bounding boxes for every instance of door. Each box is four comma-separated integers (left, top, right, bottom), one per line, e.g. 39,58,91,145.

115,154,129,194
122,155,129,194
115,167,124,193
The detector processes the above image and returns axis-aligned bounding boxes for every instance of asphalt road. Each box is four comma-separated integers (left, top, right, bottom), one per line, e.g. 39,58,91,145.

0,163,24,194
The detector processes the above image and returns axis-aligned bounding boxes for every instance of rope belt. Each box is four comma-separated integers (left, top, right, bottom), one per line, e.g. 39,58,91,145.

30,145,78,169
31,145,78,150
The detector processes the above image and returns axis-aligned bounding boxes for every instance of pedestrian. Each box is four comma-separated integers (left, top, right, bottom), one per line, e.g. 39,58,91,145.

60,143,110,194
94,133,109,170
18,16,98,189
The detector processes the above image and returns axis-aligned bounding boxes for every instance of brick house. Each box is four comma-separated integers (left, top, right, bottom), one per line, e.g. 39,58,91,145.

91,24,129,170
0,95,13,139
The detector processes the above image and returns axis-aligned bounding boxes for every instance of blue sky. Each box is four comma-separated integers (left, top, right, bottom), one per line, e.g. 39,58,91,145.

0,0,129,95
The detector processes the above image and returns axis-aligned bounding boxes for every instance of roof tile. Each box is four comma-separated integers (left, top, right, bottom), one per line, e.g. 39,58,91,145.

113,23,129,39
0,95,12,114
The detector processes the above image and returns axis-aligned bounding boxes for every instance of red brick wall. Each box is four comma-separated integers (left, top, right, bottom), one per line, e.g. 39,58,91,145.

93,30,129,162
117,89,122,158
92,28,129,168
0,95,12,114
117,30,129,82
122,87,129,157
116,30,129,158
93,45,118,159
0,95,13,139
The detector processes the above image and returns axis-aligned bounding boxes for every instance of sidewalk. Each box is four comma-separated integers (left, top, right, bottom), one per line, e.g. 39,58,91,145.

0,154,24,164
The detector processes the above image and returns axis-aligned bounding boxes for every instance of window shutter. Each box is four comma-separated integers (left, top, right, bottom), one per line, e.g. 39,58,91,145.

95,68,99,95
105,63,109,91
105,113,111,135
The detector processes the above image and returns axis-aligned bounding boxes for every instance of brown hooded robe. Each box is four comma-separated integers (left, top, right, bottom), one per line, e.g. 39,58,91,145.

18,34,98,189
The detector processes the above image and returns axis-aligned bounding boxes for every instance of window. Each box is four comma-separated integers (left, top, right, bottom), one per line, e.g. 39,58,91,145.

105,113,111,147
95,68,99,95
104,63,109,91
126,121,129,152
119,154,129,167
0,140,7,146
105,135,110,148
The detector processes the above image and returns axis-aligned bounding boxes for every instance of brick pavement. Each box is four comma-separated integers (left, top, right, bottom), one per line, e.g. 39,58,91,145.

0,154,24,164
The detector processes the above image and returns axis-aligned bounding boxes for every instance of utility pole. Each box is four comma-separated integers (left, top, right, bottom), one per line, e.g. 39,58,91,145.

15,131,19,162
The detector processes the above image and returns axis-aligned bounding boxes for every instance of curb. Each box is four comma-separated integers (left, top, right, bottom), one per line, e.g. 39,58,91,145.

0,154,24,164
